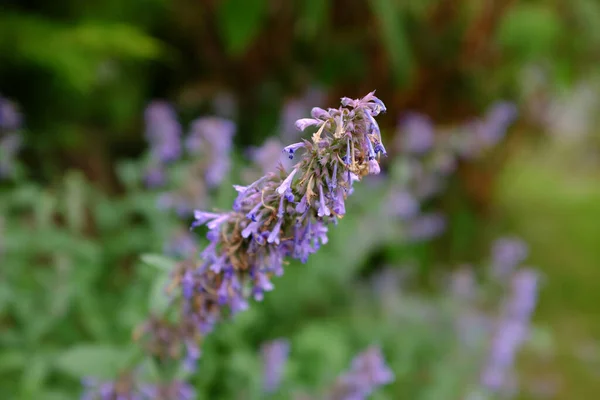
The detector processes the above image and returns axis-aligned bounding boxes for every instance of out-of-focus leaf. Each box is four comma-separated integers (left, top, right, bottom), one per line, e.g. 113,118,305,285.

370,0,413,87
19,355,49,398
496,4,562,60
140,253,177,272
54,345,132,380
0,13,163,93
148,271,172,314
0,351,26,373
63,171,87,232
296,0,329,40
216,0,268,56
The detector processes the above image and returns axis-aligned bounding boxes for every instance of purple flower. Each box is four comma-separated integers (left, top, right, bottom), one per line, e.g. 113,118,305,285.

276,168,298,196
143,163,166,188
0,96,22,131
186,117,236,187
295,118,322,131
477,102,518,147
505,269,539,322
143,92,388,378
407,213,446,241
317,184,331,217
144,101,182,163
397,112,435,154
329,346,394,400
80,374,143,400
278,87,326,142
283,142,306,160
387,189,419,220
491,237,529,279
248,138,293,173
261,339,290,393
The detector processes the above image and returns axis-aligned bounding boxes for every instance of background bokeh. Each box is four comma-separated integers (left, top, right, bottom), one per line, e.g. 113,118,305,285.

1,0,599,399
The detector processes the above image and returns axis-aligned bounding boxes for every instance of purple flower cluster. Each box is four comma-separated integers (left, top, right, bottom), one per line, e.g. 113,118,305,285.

153,92,387,370
490,237,529,279
156,116,236,216
81,375,195,400
186,117,235,188
480,239,539,394
143,101,182,187
0,96,23,179
386,102,518,242
328,347,394,400
260,338,290,393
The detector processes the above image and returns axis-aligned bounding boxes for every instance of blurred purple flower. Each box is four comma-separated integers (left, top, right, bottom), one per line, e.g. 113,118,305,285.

396,112,435,154
261,338,290,393
144,101,182,163
186,117,236,187
491,237,529,279
81,375,144,400
480,267,539,394
406,212,446,242
278,87,326,142
329,346,394,400
164,230,197,259
0,96,22,131
143,163,166,188
505,269,539,322
0,96,23,179
477,102,518,147
248,137,293,174
386,189,419,220
140,381,196,400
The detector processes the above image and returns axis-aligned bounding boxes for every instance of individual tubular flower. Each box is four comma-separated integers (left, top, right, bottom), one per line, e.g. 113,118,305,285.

328,346,394,400
158,92,387,370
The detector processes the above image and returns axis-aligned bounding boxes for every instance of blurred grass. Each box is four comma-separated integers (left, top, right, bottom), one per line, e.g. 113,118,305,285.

496,137,600,399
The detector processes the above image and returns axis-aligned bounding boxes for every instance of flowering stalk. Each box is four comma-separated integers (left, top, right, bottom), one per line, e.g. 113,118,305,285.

139,92,388,372
80,92,389,399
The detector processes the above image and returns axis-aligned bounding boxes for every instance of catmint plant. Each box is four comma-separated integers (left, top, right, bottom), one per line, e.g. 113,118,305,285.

82,92,391,399
148,92,389,371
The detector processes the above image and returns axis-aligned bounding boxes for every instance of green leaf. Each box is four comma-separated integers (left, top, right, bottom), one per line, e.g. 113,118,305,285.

217,0,268,56
496,4,562,60
140,253,177,272
370,0,413,87
297,0,329,40
19,356,49,399
54,345,133,380
148,271,172,314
